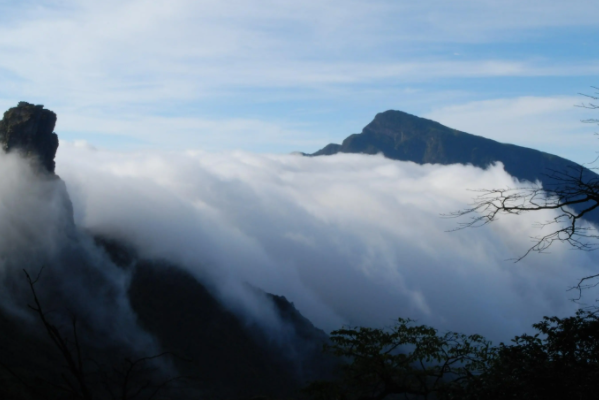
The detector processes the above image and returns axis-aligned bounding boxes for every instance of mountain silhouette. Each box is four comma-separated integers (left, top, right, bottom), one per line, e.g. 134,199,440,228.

313,110,590,184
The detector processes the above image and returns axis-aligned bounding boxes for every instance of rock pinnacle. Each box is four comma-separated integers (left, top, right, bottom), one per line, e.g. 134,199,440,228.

0,102,59,173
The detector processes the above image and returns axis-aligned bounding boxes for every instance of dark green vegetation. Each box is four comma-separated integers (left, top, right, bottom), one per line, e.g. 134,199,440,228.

304,318,493,400
473,310,599,400
305,311,599,400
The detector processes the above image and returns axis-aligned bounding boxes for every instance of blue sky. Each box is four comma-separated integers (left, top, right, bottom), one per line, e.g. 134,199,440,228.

1,0,598,163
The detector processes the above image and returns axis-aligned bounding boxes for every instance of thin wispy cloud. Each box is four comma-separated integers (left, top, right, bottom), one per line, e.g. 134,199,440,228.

1,1,597,157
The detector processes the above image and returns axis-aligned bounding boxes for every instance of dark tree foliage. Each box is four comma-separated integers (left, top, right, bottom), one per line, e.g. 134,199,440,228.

303,318,494,400
463,310,599,400
305,312,599,400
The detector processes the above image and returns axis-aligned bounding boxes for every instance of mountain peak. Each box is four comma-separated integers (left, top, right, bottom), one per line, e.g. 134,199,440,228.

363,109,461,140
0,101,59,173
370,109,428,125
310,109,586,183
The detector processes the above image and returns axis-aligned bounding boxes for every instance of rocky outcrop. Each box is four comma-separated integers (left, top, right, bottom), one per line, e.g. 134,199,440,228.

0,102,59,173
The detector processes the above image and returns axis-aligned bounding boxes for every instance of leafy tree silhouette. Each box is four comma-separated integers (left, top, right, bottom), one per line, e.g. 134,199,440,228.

462,310,599,400
304,318,494,400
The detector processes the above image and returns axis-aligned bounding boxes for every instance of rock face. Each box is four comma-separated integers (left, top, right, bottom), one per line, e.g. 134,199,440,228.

0,102,59,173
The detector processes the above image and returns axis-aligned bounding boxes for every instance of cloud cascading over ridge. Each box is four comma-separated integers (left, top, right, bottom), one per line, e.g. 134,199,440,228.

0,150,157,354
56,143,597,343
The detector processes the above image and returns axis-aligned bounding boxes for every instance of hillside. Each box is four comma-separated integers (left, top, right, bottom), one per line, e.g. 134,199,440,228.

0,102,333,399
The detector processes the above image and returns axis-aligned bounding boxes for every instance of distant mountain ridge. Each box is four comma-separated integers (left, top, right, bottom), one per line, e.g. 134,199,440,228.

312,110,589,185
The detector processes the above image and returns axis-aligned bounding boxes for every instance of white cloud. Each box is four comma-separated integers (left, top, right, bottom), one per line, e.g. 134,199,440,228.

1,0,597,156
0,150,157,353
54,110,323,152
1,0,597,107
56,145,597,343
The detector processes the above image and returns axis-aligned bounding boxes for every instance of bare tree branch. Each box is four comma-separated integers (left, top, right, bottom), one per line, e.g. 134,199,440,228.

447,88,599,298
445,164,599,261
568,273,599,301
21,268,187,400
24,268,93,400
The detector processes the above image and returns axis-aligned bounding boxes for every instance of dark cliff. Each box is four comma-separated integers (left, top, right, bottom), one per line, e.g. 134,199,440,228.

0,102,59,173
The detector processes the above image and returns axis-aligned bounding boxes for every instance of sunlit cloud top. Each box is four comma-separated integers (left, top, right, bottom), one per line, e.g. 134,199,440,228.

1,0,597,161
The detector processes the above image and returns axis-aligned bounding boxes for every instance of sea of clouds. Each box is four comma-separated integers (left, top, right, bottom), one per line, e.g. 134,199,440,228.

50,142,599,344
